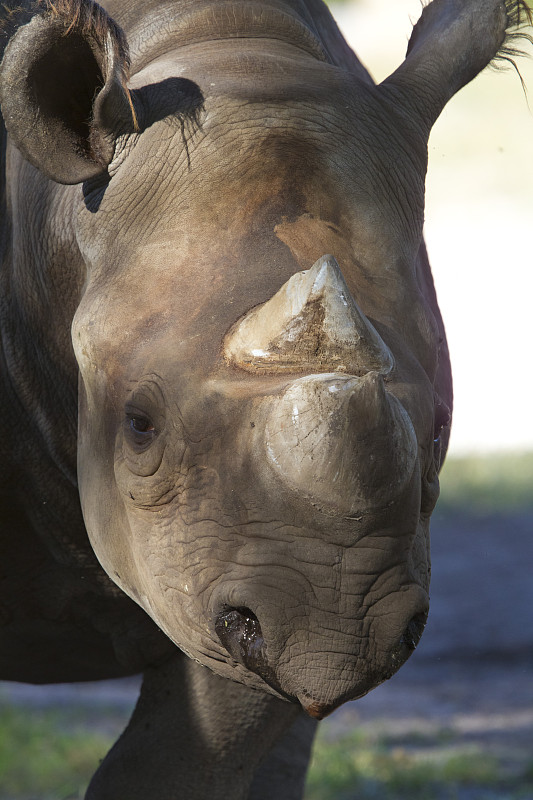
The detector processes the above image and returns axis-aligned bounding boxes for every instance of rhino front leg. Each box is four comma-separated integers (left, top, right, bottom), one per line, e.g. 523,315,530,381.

248,712,317,800
85,649,303,800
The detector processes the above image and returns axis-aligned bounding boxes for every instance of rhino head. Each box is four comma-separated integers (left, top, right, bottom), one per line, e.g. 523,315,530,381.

73,246,439,719
1,0,521,717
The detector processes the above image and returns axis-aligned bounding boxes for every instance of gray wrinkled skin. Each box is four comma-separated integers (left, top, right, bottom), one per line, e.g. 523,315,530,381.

0,0,520,796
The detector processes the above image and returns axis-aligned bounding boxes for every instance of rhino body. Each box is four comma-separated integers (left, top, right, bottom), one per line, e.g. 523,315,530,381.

0,0,525,796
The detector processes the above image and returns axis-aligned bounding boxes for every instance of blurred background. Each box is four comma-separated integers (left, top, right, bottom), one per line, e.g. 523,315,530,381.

0,2,532,799
334,0,533,457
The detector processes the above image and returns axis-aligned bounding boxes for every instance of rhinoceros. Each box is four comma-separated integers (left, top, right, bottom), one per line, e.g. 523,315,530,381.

0,0,528,796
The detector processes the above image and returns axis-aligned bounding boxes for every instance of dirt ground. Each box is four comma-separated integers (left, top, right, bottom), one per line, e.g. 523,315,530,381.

1,509,531,794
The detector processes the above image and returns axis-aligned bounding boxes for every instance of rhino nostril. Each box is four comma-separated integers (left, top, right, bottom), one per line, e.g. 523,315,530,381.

215,606,266,669
400,612,427,651
384,610,428,680
215,606,290,699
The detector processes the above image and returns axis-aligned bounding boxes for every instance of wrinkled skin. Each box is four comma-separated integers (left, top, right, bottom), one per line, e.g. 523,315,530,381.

0,0,522,796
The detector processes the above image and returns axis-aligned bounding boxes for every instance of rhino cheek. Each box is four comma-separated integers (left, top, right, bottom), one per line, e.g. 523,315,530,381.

80,467,217,664
73,360,169,619
77,385,137,597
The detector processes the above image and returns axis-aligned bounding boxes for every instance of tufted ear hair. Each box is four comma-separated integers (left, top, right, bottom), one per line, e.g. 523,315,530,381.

381,0,532,135
0,0,136,184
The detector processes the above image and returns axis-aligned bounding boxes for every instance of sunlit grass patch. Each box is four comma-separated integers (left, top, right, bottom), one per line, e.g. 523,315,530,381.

305,726,532,800
0,705,116,800
0,702,531,800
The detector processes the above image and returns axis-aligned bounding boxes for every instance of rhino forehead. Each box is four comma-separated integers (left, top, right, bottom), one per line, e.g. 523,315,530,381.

73,100,430,377
77,41,426,253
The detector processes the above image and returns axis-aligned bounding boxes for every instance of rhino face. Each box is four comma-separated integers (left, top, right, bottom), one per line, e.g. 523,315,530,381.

67,81,443,715
8,0,512,717
74,287,435,718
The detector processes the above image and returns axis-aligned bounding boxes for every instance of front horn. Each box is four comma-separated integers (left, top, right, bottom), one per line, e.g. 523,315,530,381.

224,255,394,376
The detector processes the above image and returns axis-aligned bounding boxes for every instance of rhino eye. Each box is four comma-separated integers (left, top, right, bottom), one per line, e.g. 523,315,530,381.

130,416,154,434
126,414,156,449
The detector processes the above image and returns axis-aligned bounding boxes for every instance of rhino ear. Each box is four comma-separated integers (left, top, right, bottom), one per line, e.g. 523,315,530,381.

381,0,532,133
0,0,135,185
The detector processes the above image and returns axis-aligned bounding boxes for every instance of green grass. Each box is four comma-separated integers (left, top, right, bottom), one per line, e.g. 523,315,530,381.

437,452,533,516
0,705,116,800
305,727,533,800
0,703,531,800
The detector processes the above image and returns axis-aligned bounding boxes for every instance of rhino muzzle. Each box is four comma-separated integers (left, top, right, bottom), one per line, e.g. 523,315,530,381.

213,599,428,719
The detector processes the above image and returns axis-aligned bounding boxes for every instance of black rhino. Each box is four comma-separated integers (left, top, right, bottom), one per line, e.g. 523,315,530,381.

0,0,528,796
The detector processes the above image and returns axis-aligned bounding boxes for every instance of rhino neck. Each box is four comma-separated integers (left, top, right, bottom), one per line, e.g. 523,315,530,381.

101,0,336,74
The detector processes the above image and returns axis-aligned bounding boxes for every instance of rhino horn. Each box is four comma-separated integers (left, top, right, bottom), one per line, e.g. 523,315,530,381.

264,372,417,513
224,255,394,376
